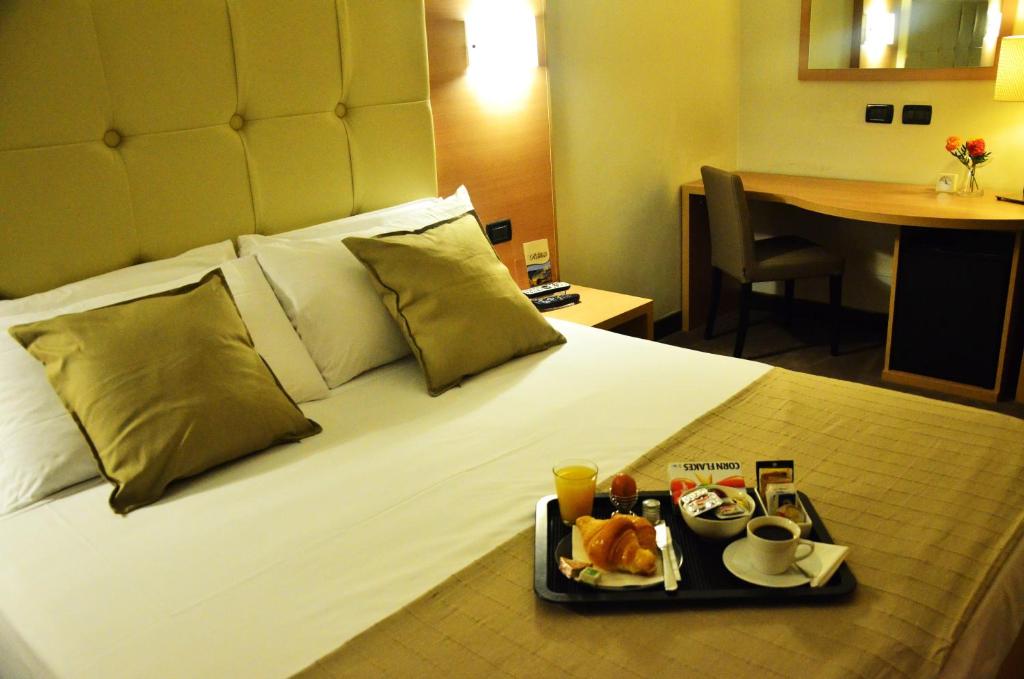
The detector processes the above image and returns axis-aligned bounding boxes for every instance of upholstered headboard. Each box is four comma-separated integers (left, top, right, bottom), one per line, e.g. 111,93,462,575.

0,0,437,298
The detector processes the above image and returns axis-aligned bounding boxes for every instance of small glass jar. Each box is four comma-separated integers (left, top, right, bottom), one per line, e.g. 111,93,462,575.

642,498,661,524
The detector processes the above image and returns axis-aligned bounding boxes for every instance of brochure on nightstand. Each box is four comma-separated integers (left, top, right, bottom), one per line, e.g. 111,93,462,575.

523,238,552,285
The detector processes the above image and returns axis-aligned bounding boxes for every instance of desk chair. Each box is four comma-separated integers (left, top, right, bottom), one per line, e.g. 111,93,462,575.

700,166,844,358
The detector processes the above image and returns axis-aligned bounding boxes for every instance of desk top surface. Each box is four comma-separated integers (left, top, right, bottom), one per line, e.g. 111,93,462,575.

683,171,1024,230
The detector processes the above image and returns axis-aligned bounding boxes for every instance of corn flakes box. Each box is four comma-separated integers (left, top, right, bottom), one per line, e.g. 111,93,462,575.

667,460,745,504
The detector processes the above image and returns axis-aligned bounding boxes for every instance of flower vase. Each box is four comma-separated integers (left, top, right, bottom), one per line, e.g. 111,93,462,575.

959,166,983,197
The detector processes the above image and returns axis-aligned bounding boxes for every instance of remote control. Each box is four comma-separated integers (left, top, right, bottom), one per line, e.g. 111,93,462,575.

522,281,571,298
532,292,580,311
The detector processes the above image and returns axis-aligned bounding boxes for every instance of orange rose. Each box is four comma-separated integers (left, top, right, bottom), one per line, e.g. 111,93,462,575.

966,138,986,157
945,136,962,152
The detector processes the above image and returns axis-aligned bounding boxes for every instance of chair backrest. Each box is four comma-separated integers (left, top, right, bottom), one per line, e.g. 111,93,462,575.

700,166,755,282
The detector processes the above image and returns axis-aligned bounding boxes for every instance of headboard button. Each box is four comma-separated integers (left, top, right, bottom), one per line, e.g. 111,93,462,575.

102,129,122,148
335,103,347,119
229,114,245,131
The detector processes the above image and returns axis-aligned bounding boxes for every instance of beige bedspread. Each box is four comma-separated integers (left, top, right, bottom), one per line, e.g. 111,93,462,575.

298,368,1024,678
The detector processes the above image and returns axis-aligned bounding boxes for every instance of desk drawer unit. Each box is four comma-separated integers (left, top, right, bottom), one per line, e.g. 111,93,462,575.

887,227,1020,394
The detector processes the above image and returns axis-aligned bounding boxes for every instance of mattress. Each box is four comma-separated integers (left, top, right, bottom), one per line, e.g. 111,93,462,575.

0,320,769,678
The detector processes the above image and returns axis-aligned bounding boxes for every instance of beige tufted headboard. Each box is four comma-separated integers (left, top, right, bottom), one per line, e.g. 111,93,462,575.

0,0,437,298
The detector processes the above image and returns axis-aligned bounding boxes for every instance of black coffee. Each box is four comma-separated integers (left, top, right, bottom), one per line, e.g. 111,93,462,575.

752,525,793,541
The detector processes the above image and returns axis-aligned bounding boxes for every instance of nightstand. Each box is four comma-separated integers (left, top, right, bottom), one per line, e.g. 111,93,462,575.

541,285,654,340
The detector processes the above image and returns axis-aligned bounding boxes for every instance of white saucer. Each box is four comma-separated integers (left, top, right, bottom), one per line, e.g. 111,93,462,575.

722,538,811,588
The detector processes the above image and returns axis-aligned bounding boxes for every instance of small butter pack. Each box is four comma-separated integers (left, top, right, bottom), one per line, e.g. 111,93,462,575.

679,487,723,518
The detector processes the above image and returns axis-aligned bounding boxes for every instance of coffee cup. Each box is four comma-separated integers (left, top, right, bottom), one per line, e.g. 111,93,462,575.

746,516,814,575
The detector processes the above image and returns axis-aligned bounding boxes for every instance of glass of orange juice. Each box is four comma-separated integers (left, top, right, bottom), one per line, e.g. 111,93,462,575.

553,459,598,525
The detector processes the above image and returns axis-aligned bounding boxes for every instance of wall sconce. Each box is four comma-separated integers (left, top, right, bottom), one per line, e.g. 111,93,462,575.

464,1,539,109
465,3,538,73
862,8,896,47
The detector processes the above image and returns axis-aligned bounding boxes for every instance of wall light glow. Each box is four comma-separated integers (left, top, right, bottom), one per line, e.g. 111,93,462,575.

862,7,896,47
465,1,539,110
984,1,1003,46
980,0,1004,65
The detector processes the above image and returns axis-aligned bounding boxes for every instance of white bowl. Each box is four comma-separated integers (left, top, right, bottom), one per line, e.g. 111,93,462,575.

680,485,755,540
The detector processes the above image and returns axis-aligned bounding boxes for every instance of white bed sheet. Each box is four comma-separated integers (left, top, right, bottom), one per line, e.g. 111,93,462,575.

0,321,769,678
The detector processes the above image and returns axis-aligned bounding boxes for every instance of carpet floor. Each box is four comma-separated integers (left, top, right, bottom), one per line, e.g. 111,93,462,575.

660,307,1024,420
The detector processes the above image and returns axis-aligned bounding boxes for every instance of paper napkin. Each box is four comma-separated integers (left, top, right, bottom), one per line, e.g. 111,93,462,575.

798,541,850,587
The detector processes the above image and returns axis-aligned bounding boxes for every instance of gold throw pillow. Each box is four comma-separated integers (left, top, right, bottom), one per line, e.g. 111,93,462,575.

8,270,321,514
343,212,566,395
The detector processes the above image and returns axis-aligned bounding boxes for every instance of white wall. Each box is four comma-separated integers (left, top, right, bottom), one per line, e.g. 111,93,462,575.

546,0,741,318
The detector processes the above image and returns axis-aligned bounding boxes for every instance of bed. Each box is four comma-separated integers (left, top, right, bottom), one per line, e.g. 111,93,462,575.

1,2,1023,678
0,321,770,677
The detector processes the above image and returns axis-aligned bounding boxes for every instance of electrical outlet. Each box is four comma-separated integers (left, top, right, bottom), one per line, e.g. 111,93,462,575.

486,219,512,244
865,104,894,124
902,104,932,125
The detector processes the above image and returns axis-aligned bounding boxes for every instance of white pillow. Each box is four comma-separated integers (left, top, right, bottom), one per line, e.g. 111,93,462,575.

238,231,410,388
0,240,236,317
265,186,473,241
0,256,327,515
238,188,478,388
220,256,329,404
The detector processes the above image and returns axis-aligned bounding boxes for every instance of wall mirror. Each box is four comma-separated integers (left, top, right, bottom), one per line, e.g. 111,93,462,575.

799,0,1016,80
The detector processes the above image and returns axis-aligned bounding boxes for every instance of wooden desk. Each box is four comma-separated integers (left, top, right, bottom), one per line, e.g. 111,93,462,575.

681,172,1024,403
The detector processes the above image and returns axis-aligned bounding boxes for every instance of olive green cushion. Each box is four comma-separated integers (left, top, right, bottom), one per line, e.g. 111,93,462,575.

343,213,566,396
8,270,321,514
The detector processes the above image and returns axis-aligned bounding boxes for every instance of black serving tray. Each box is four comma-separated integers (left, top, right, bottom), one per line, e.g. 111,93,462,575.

534,489,857,604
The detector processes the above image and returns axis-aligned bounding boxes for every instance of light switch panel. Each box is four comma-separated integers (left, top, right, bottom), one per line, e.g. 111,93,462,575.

865,104,894,124
902,104,932,125
486,219,512,244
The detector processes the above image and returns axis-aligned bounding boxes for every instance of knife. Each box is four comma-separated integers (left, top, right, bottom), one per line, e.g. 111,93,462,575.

670,534,682,581
655,521,678,592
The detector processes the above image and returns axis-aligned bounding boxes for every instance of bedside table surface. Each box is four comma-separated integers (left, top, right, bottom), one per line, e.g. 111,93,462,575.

542,285,653,339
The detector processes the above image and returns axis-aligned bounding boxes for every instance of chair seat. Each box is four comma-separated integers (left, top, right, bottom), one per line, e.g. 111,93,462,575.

748,235,844,282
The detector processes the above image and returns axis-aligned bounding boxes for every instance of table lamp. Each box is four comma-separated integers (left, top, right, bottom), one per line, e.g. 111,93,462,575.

995,35,1024,204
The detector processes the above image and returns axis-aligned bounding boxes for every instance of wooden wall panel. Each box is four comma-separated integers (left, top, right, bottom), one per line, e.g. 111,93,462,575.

425,0,557,288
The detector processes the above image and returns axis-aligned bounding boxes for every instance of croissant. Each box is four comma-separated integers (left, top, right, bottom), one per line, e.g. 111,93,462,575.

576,514,658,576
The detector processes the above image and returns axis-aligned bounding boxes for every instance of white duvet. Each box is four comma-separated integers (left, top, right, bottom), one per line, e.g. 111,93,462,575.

0,321,768,678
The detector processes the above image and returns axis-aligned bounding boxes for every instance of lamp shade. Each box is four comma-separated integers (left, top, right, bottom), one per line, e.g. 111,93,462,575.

995,36,1024,101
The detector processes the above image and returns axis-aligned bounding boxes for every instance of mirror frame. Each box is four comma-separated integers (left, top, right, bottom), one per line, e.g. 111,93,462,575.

799,0,1017,81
